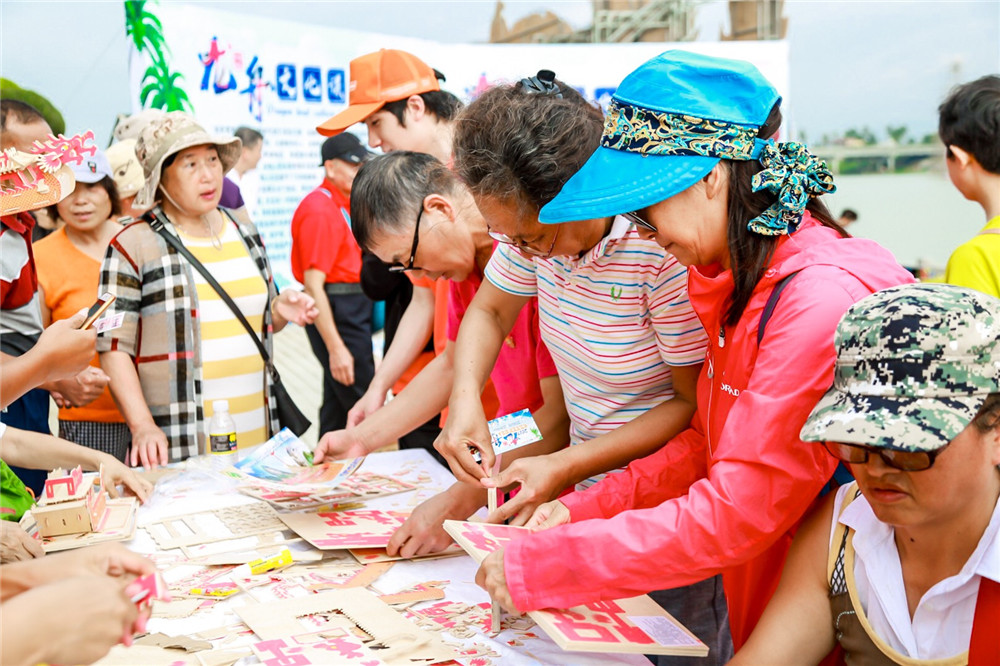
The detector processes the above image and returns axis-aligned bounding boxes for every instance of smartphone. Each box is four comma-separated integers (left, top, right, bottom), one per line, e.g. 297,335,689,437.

79,292,116,330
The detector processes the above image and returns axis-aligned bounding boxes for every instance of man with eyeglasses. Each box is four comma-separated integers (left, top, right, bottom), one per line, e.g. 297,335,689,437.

732,283,1000,664
290,133,376,435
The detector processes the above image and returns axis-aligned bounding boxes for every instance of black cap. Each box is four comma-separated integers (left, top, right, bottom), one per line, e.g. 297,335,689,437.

320,133,373,166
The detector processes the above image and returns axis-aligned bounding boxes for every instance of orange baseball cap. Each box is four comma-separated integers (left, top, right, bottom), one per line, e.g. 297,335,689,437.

316,49,441,136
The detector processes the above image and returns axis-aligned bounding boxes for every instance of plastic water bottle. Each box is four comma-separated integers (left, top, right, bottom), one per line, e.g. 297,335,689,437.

208,400,237,470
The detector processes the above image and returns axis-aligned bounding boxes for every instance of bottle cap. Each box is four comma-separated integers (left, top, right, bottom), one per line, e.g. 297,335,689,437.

212,399,229,412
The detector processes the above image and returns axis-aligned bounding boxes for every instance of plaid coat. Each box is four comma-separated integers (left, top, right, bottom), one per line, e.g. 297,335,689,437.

97,208,280,462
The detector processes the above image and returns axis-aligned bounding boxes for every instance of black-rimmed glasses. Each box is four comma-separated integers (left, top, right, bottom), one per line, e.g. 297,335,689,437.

488,224,560,258
823,440,950,472
388,206,423,273
622,211,657,232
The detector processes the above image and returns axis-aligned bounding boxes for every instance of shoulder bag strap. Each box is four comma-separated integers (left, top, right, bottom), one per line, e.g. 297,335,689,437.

757,270,800,346
145,209,278,381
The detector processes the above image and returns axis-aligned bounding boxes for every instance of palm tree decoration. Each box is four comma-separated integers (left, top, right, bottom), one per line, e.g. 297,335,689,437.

124,0,193,112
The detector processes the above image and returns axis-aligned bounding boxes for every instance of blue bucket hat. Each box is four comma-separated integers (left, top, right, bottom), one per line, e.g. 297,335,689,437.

540,50,835,236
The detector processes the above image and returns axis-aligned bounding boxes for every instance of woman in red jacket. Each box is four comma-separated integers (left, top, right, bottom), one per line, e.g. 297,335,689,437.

470,50,915,649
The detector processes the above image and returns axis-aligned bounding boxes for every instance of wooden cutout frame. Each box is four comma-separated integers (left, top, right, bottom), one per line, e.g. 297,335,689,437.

443,520,709,657
348,542,464,564
235,587,459,666
250,631,388,666
21,497,137,552
277,509,410,550
145,502,285,549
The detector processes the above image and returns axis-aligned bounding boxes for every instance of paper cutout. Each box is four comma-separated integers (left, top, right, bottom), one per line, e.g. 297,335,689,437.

377,581,447,606
443,520,708,656
277,509,409,550
235,588,458,666
240,471,416,511
151,598,203,618
145,502,285,549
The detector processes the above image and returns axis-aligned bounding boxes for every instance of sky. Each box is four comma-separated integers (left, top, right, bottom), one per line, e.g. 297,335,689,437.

1,0,997,146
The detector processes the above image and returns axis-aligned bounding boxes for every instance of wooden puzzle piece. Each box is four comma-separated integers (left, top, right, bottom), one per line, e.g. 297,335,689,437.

145,502,285,549
442,520,708,656
251,632,389,666
235,588,459,666
21,497,138,552
277,509,410,550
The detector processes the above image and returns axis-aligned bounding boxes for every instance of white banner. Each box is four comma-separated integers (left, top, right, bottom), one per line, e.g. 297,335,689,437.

132,3,789,285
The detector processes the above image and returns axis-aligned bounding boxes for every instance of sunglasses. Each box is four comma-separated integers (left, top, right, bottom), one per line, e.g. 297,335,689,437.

622,211,657,232
488,224,561,258
388,206,423,273
823,440,951,472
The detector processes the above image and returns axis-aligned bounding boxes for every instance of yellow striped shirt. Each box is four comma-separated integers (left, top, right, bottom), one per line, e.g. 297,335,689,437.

178,223,269,449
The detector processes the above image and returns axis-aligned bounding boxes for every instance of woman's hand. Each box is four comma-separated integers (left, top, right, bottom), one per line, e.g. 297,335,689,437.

129,422,168,469
481,454,570,526
524,500,571,531
386,483,483,558
272,290,319,328
0,521,44,563
97,454,153,503
475,549,521,614
313,428,371,463
433,395,492,485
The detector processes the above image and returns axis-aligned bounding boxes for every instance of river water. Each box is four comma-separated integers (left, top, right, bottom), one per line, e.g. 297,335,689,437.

823,170,986,274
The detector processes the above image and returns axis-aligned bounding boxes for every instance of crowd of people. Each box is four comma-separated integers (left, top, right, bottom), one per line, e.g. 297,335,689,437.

1,46,998,665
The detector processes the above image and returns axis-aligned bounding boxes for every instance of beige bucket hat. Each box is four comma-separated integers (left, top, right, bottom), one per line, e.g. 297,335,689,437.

105,139,144,198
133,111,242,209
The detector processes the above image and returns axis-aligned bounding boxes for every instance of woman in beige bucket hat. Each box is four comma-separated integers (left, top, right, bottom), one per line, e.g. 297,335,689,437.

96,112,318,468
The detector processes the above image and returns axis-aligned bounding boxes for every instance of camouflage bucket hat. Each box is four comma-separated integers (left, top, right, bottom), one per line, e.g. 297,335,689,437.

133,111,241,209
801,283,1000,452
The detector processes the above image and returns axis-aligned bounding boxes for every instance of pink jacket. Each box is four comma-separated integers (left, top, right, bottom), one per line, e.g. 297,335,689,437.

503,215,915,647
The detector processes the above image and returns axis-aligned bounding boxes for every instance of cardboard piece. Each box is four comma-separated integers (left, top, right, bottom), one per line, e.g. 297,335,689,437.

443,520,709,657
348,542,464,564
133,632,213,652
94,646,250,666
20,497,138,552
235,587,459,666
240,471,417,511
277,509,410,550
145,502,285,549
250,632,388,666
378,581,447,606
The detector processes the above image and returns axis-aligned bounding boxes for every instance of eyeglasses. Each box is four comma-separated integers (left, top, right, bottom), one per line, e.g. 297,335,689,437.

622,211,657,232
388,206,423,273
823,440,951,472
488,224,561,258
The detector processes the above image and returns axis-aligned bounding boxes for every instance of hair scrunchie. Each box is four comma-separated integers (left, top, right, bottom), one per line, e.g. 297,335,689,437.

748,141,836,236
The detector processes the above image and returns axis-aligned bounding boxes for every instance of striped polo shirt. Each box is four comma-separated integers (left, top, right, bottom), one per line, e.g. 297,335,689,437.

177,223,269,449
485,216,707,458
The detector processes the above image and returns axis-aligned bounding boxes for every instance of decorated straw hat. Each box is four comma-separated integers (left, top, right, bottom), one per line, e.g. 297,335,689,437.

133,112,241,209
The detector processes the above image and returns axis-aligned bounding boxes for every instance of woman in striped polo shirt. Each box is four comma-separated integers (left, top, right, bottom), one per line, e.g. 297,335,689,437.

441,74,731,664
98,113,318,468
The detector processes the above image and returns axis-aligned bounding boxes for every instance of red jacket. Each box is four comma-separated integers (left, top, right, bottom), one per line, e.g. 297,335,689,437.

503,215,915,648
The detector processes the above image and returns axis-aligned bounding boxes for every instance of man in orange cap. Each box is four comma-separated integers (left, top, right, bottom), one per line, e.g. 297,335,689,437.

316,49,460,164
316,49,472,463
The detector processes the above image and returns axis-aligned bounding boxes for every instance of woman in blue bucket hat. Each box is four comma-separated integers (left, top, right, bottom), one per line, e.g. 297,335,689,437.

468,51,914,650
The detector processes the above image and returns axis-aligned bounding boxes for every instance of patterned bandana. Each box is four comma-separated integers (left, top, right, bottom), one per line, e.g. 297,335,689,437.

600,99,836,236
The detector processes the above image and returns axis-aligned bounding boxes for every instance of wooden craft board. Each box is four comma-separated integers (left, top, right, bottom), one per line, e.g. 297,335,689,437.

443,520,709,657
235,587,459,666
277,508,410,550
145,502,286,549
20,497,137,553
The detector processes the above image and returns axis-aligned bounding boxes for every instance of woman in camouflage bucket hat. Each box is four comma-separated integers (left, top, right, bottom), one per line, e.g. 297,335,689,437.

97,112,318,468
734,283,1000,664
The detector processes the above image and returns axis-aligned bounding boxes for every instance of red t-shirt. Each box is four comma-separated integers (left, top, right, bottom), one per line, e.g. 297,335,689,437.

290,180,362,284
447,256,557,418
